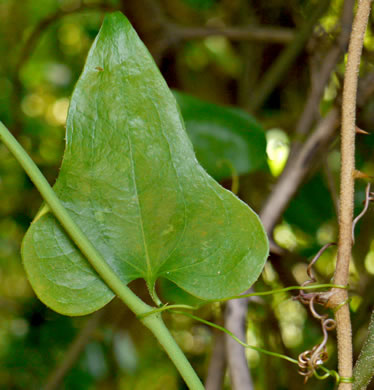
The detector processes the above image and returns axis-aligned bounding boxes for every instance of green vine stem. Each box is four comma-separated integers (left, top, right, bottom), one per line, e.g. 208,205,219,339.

173,310,350,385
0,121,205,390
138,284,348,319
329,1,373,389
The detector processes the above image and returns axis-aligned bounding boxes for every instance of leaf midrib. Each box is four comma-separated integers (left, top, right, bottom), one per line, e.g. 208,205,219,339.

126,123,153,284
149,97,188,273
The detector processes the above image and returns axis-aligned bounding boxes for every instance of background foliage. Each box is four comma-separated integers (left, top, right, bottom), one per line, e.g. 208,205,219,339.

1,0,374,389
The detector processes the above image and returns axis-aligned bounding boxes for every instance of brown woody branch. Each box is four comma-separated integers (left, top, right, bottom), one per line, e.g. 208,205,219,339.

204,326,227,390
260,109,339,234
43,309,105,390
168,24,294,44
248,0,331,112
290,0,355,158
329,2,373,389
225,297,254,390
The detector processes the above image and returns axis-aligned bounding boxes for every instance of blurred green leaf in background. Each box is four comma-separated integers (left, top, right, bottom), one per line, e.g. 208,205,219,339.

174,91,267,181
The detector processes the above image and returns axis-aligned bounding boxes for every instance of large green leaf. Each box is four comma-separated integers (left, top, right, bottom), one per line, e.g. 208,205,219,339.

22,12,269,316
174,91,267,181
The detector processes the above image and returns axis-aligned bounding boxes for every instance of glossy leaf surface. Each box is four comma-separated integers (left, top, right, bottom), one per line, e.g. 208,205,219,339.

174,91,267,181
22,12,268,316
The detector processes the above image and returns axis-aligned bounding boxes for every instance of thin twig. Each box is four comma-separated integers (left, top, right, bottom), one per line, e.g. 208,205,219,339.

15,4,115,78
236,2,263,109
248,0,331,112
289,0,354,159
170,24,294,44
224,297,254,390
305,243,337,285
121,0,293,63
297,0,354,137
329,2,373,389
13,0,293,110
259,69,374,235
11,4,116,134
43,309,105,390
205,327,226,390
352,183,372,242
260,108,340,234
